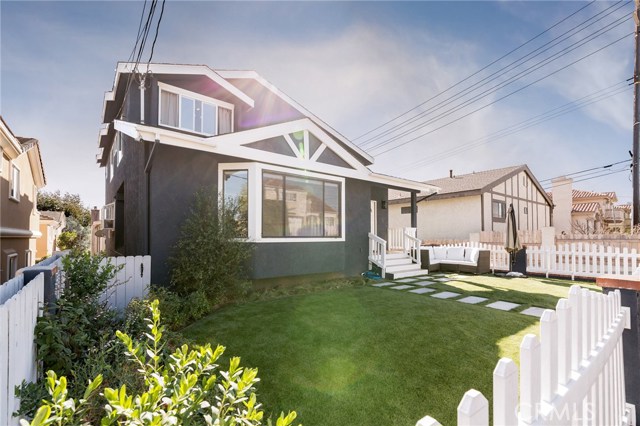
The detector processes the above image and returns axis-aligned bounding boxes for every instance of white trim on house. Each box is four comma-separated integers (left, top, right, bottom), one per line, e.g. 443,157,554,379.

6,252,18,281
0,227,42,238
0,119,23,157
114,118,436,192
216,69,374,164
9,162,20,202
218,162,346,243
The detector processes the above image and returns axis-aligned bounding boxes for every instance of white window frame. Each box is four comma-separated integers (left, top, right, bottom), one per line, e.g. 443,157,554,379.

158,82,234,136
25,250,33,267
9,163,20,201
218,162,346,243
114,132,123,166
7,253,18,281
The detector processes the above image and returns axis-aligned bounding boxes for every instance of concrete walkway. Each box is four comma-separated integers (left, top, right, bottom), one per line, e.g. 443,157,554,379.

369,273,547,318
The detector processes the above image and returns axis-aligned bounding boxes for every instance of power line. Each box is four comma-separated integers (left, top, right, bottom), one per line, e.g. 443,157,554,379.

543,167,630,189
540,159,631,182
390,83,631,171
373,31,633,157
367,12,632,153
358,1,629,149
352,1,597,142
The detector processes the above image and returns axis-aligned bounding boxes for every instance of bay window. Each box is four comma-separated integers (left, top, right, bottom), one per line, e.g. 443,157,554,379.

219,163,344,241
159,83,233,136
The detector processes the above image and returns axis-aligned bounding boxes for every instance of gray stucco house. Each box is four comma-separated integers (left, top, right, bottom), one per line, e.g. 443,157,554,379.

96,62,435,284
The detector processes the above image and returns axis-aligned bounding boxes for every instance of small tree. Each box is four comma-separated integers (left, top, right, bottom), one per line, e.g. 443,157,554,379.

169,189,252,305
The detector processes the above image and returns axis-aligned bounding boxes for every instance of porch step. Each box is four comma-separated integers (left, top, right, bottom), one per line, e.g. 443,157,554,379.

386,266,430,280
386,257,415,267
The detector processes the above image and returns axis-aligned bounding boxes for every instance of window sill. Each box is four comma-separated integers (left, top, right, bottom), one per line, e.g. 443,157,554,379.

9,196,20,203
254,237,345,243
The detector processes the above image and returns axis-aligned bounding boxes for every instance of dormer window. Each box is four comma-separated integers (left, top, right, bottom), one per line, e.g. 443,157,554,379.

158,82,233,136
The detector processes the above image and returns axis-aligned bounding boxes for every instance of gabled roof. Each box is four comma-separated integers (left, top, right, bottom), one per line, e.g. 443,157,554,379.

40,211,66,223
424,165,524,195
572,202,600,213
572,189,617,201
390,164,551,206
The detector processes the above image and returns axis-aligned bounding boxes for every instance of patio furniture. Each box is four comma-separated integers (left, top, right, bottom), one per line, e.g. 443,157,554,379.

420,246,491,274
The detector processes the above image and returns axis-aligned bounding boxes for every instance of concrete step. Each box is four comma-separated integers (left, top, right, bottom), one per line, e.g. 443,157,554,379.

385,263,421,273
387,268,430,280
385,257,414,266
386,252,410,260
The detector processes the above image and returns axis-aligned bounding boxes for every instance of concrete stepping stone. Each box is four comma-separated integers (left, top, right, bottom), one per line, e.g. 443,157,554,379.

434,278,451,282
390,285,414,290
486,301,520,311
409,288,436,294
521,307,547,317
411,280,435,286
371,282,394,287
431,291,461,299
457,296,488,305
394,278,418,283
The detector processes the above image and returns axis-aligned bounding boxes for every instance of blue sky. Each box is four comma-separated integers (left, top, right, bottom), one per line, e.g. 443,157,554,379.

0,1,635,209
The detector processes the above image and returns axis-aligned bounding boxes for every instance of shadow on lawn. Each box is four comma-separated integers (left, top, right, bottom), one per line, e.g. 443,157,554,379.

183,286,542,426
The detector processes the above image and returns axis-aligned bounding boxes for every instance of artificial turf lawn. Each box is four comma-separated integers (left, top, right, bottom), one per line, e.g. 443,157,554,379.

182,283,562,425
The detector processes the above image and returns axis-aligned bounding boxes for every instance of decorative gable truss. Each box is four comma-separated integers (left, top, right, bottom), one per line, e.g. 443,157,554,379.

114,117,372,179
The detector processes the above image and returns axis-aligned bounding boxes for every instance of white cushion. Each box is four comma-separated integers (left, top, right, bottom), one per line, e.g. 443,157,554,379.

441,259,474,266
464,248,479,263
447,247,465,261
433,246,448,260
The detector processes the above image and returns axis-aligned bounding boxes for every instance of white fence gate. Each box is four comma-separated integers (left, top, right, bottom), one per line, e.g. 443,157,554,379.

0,255,150,426
0,274,44,426
417,286,635,426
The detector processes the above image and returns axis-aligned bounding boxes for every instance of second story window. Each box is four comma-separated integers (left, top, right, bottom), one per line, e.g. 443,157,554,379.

9,163,20,201
114,132,123,166
159,83,233,136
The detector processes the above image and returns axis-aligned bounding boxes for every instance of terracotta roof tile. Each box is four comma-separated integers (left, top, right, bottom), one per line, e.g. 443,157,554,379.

572,202,600,213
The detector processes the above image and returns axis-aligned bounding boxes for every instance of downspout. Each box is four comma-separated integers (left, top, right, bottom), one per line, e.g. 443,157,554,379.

144,138,159,256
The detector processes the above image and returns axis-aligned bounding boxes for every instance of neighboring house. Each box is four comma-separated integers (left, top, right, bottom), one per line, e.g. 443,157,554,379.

90,206,106,254
36,210,66,260
550,177,630,234
96,62,435,284
0,117,46,281
389,165,553,241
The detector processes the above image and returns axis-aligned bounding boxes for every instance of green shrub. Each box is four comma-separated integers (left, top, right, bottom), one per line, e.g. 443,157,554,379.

149,286,212,330
21,301,298,426
169,188,253,307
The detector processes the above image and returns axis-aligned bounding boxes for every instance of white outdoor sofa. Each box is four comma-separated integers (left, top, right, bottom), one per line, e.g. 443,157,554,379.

420,246,491,274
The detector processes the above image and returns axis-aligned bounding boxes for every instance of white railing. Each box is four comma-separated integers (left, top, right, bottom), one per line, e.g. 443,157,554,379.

528,243,640,280
417,286,634,426
0,273,44,426
405,232,420,265
388,227,417,251
369,233,387,276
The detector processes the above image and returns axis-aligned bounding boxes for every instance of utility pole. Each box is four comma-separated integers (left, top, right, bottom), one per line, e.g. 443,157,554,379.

633,0,640,228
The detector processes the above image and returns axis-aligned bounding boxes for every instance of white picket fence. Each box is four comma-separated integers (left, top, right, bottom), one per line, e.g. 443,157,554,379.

417,286,635,426
0,273,44,426
0,255,150,426
528,244,640,280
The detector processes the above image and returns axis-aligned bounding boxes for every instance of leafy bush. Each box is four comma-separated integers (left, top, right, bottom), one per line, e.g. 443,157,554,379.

16,252,145,421
21,301,298,426
150,286,212,331
56,231,78,251
169,189,253,307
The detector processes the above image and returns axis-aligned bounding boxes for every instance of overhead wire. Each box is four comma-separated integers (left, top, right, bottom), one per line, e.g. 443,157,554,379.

358,1,629,149
367,11,633,153
539,159,631,183
390,82,631,171
372,30,633,157
352,1,597,142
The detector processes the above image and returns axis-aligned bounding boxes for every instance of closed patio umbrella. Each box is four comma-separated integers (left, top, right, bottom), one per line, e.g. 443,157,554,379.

505,203,521,270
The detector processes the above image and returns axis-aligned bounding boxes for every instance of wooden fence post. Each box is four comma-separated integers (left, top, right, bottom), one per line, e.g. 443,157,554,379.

493,358,518,426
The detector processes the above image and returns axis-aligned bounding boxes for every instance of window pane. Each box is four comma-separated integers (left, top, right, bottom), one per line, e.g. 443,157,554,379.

180,97,195,130
160,91,178,127
285,176,323,237
223,170,248,238
324,182,340,237
492,201,505,219
203,103,216,135
194,100,202,133
11,165,20,198
218,107,232,135
262,173,284,237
